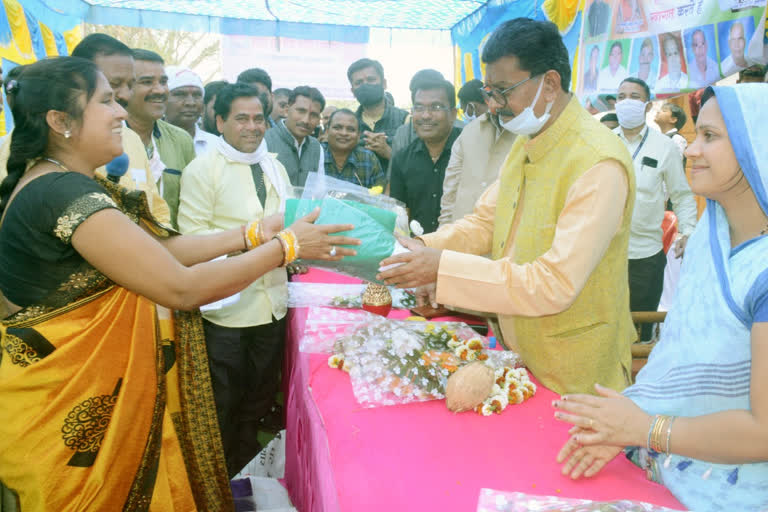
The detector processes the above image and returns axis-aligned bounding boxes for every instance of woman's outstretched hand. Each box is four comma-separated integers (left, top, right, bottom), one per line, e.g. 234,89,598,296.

288,207,361,261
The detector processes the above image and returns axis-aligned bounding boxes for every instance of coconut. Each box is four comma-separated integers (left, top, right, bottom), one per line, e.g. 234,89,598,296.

445,361,495,412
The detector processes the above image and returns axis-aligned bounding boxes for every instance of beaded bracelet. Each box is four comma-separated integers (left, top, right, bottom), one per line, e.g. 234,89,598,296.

273,229,299,266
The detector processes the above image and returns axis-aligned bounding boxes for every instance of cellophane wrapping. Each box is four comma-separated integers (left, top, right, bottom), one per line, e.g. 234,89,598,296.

286,282,417,310
283,173,410,284
327,317,522,408
476,489,681,512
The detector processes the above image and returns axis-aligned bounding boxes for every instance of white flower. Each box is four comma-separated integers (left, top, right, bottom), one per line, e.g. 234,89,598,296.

490,393,508,410
480,403,495,416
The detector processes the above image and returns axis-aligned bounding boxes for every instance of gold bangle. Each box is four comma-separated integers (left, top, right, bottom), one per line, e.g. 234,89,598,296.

241,224,248,251
274,229,298,266
651,415,670,453
664,416,676,455
647,415,659,452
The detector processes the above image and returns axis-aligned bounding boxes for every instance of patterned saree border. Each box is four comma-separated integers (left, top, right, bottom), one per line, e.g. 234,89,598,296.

122,307,166,512
173,310,233,511
1,286,116,328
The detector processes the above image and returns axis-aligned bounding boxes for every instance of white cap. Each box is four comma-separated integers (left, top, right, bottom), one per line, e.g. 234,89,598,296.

166,66,203,92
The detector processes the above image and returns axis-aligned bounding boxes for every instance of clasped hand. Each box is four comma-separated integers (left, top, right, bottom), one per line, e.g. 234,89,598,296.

552,383,651,479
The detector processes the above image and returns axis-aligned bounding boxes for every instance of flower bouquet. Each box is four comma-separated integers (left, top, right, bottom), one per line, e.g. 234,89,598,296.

326,318,527,411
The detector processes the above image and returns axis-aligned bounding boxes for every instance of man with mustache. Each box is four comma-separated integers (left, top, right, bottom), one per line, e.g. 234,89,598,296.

378,18,637,395
165,66,217,156
347,58,408,171
264,85,325,187
321,108,385,188
389,75,461,234
177,83,293,477
237,68,276,129
70,34,169,224
126,49,195,228
688,29,720,88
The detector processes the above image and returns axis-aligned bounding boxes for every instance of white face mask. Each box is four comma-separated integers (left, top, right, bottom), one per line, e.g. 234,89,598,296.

464,113,477,123
615,98,647,129
500,78,553,136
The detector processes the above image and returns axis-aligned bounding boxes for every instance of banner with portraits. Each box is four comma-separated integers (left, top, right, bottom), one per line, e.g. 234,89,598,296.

579,0,767,102
451,0,583,90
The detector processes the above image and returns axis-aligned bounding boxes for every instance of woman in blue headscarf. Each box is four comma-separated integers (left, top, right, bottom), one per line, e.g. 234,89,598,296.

552,84,768,511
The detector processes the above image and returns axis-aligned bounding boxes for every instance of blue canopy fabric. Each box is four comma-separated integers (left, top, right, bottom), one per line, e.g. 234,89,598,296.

81,0,487,31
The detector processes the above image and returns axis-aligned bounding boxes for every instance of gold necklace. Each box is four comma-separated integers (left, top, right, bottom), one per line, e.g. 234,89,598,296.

43,157,72,172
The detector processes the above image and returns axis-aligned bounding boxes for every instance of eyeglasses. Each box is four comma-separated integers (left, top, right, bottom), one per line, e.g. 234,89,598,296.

480,75,536,108
412,104,451,114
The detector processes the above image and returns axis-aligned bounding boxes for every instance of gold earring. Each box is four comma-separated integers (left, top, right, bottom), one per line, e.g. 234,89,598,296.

64,130,71,139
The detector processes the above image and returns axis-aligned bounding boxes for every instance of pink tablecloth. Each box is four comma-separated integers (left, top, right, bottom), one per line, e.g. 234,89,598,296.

283,270,685,512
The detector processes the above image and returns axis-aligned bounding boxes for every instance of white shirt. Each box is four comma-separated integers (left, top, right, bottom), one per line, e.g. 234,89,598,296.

193,126,218,156
656,72,688,92
664,129,688,157
720,54,745,78
688,57,721,88
615,125,697,259
597,65,629,92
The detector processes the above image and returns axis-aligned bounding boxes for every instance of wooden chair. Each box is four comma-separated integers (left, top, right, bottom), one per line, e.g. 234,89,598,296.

630,311,667,377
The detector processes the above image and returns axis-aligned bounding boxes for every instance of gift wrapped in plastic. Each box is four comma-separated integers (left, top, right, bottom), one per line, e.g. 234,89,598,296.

476,489,681,512
297,306,380,353
284,173,410,283
326,318,523,408
286,282,417,310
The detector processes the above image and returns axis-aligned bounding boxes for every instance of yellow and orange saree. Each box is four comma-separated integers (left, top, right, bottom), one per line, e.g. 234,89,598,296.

0,179,232,511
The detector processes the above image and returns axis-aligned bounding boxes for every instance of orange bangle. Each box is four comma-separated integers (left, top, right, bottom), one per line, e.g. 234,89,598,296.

273,229,298,266
245,220,262,250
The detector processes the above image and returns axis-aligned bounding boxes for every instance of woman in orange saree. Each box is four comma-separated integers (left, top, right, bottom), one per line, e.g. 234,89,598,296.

0,57,357,511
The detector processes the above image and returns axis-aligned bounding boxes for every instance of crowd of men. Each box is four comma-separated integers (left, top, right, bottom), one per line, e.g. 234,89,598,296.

1,28,765,476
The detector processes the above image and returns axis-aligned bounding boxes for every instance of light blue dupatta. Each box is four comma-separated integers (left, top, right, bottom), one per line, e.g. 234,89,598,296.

622,84,768,512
